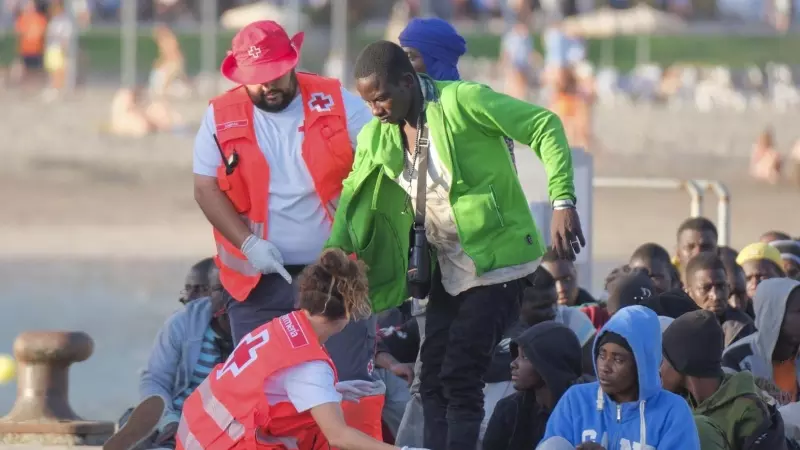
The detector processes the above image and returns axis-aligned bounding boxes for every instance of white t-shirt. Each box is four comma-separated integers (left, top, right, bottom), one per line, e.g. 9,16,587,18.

193,87,373,265
397,131,539,296
263,360,341,412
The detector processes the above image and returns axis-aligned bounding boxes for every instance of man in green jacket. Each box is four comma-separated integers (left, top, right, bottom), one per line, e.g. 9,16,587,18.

325,40,584,450
661,310,783,450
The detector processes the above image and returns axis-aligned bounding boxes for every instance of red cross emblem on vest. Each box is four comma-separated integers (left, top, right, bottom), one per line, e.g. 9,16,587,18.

216,328,270,379
308,93,334,112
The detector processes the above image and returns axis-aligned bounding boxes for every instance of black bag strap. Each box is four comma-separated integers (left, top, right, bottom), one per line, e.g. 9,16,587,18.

414,120,430,226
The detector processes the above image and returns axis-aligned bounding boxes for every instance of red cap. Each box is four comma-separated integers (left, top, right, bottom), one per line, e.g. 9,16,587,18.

220,20,304,85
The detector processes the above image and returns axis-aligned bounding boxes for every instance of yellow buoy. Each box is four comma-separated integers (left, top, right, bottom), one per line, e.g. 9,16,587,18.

0,354,17,384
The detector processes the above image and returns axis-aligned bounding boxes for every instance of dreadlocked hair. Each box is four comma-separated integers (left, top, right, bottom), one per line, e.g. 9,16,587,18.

297,248,371,321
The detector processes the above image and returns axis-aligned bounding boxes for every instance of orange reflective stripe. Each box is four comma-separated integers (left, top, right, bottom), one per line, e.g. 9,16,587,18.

177,418,203,450
241,214,266,238
216,215,266,278
198,381,247,441
216,243,260,277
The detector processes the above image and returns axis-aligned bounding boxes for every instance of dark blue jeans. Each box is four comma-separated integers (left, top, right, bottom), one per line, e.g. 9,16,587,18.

224,270,301,344
420,268,523,450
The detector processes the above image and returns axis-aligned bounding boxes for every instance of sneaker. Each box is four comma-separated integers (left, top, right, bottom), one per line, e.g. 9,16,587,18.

103,395,166,450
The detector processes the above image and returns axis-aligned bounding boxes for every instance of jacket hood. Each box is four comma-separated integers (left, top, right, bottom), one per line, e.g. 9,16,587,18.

693,371,760,415
512,321,583,403
752,278,800,361
593,305,662,402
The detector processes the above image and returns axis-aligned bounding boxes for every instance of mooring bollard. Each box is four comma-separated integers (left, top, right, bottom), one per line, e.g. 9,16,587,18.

0,331,114,446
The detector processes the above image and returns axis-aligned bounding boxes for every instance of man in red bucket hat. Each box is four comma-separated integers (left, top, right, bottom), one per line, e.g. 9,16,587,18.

188,19,391,447
219,21,305,88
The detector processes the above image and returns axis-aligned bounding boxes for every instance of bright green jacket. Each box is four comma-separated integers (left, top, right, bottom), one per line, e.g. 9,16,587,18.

325,77,575,312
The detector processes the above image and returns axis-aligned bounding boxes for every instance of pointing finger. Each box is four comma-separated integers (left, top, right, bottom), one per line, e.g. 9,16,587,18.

276,265,292,284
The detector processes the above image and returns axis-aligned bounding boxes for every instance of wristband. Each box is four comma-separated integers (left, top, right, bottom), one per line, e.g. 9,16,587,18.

240,234,258,253
552,199,576,210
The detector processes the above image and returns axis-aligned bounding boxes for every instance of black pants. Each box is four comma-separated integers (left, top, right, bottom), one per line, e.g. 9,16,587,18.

420,267,524,450
224,266,305,344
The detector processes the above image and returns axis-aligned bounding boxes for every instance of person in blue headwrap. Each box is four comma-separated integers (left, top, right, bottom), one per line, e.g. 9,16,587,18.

398,17,466,81
399,16,518,173
392,17,517,450
391,18,468,449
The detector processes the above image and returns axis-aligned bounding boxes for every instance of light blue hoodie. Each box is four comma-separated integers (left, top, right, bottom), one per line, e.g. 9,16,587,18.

539,305,700,450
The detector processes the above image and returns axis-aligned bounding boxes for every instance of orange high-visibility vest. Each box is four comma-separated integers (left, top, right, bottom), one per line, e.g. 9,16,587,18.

177,311,337,450
211,72,355,301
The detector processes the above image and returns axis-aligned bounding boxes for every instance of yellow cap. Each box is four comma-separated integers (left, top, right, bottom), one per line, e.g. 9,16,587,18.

736,242,783,268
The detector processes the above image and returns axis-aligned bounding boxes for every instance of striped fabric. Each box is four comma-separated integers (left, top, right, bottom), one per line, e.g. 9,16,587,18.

173,327,224,412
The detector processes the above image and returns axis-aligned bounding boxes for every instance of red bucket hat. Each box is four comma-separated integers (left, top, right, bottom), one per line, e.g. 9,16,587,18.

220,20,304,85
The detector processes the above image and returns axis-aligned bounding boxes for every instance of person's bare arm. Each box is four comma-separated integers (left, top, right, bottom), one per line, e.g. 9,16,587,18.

193,174,251,249
375,352,414,386
311,402,398,450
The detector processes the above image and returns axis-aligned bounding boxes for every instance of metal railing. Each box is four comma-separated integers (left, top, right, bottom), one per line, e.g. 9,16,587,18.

694,179,731,247
592,177,731,246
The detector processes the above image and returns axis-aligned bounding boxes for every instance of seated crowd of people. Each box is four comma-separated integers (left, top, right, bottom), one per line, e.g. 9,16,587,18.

118,217,800,449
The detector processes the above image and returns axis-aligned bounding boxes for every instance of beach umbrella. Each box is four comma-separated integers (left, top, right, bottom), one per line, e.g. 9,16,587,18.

220,2,309,30
562,4,686,65
563,4,686,37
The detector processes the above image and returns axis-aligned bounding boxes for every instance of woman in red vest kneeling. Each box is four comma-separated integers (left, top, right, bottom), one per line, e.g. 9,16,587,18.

177,248,424,450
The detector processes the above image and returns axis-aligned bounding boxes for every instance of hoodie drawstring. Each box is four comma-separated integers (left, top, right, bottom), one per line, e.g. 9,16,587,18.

594,387,649,448
596,386,604,411
639,401,647,448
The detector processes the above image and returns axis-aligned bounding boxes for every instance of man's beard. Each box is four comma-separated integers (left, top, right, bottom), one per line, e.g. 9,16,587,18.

254,73,298,112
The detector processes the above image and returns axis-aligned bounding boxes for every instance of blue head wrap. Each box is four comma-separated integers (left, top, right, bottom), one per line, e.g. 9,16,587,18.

399,18,467,81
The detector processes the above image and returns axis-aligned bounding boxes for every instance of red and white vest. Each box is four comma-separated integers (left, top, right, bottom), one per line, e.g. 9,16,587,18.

211,73,354,301
177,311,337,450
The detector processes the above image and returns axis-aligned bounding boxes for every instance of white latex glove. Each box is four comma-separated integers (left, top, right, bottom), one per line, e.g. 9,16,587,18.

335,380,376,403
240,235,292,283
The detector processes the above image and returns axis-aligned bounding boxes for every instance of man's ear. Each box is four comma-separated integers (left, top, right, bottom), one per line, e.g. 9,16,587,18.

400,72,416,89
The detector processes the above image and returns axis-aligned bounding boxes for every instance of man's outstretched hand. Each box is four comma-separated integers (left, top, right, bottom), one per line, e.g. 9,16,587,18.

551,207,586,261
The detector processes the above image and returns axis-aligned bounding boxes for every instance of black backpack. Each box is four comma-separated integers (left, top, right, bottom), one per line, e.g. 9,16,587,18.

741,393,791,450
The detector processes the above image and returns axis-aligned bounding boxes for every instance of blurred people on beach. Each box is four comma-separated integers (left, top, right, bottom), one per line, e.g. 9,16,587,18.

42,0,74,100
549,66,596,153
12,0,47,84
149,24,191,99
108,87,186,137
499,0,539,100
751,128,783,185
791,140,800,188
542,17,586,94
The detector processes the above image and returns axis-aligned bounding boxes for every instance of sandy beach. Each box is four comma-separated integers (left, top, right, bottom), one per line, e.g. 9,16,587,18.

2,85,800,170
1,86,798,260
